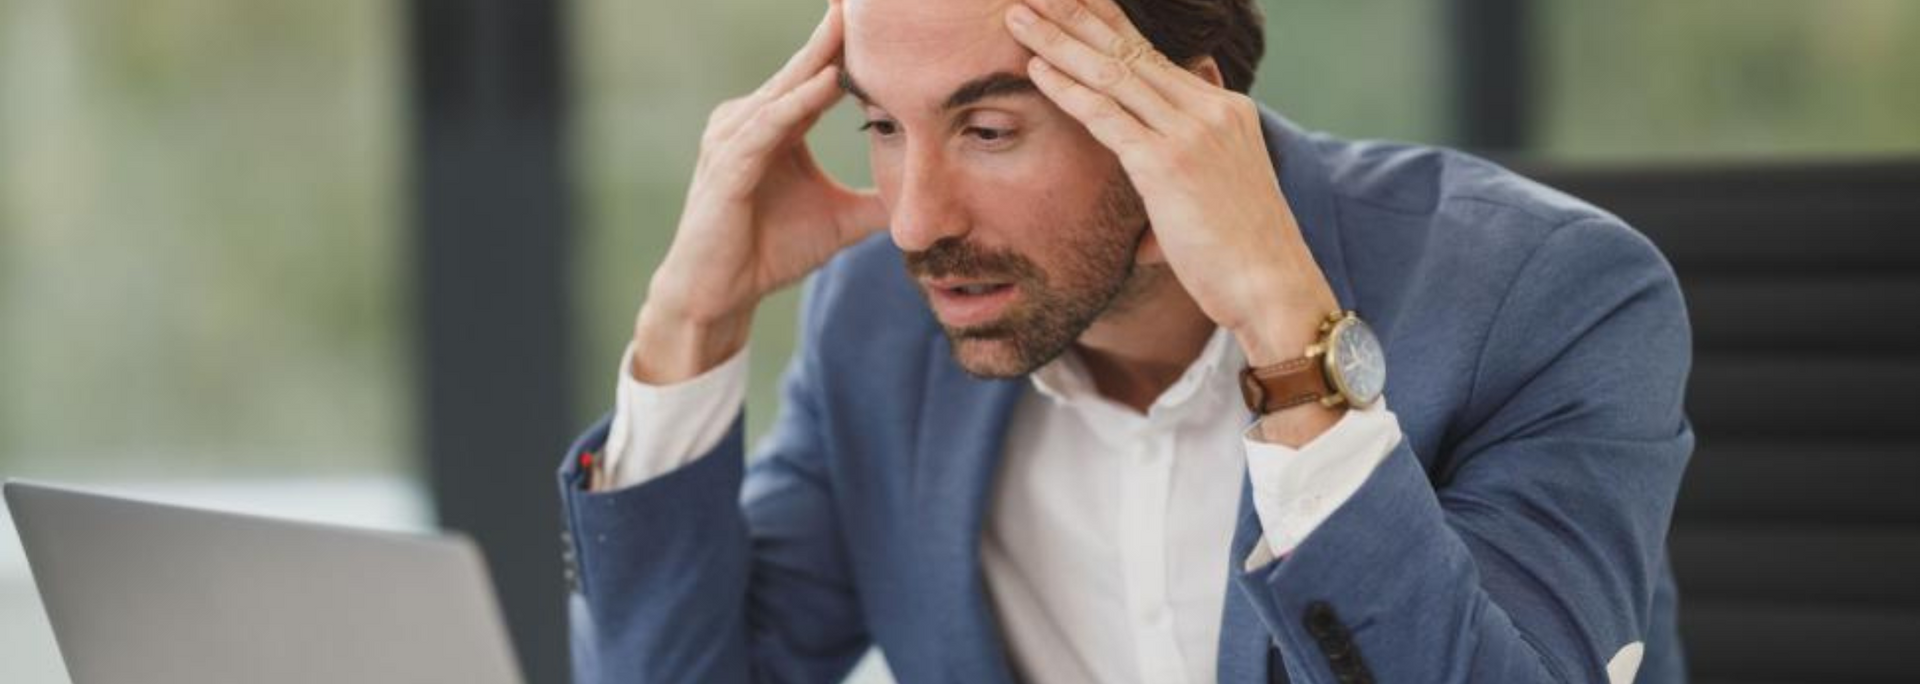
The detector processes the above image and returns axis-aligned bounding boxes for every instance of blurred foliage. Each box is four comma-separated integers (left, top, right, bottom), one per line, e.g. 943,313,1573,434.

1541,0,1920,161
0,0,406,477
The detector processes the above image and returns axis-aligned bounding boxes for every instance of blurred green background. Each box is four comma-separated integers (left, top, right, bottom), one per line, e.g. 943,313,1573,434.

3,0,1918,682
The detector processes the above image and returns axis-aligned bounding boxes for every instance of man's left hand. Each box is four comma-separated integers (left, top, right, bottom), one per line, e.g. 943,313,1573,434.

1003,0,1340,368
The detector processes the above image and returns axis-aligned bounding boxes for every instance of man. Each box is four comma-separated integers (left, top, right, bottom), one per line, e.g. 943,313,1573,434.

557,0,1693,682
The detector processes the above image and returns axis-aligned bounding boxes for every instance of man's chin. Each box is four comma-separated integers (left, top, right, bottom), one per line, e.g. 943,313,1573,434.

946,333,1042,379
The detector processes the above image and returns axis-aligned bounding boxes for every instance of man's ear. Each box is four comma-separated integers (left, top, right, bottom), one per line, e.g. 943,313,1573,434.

1185,56,1226,90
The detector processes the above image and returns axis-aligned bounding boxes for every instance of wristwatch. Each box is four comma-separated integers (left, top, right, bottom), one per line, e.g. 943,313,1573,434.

1239,310,1387,414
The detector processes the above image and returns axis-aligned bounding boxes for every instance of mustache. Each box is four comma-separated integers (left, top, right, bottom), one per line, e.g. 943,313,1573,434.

903,238,1042,283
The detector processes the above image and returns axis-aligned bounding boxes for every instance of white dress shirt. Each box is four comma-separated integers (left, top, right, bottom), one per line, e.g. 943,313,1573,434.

596,328,1401,684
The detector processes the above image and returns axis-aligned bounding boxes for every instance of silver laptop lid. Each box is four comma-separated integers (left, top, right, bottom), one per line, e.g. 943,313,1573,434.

4,480,525,684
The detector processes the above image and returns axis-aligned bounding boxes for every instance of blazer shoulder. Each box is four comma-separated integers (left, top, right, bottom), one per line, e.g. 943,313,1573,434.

1319,136,1615,232
1315,135,1686,433
1321,135,1675,300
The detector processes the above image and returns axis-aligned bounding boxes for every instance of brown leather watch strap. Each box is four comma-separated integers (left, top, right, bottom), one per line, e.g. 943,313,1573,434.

1239,355,1332,414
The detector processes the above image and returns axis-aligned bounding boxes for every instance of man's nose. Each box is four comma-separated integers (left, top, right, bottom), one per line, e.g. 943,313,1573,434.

887,149,969,254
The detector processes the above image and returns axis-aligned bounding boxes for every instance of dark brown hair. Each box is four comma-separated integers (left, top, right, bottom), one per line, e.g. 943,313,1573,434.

1113,0,1266,93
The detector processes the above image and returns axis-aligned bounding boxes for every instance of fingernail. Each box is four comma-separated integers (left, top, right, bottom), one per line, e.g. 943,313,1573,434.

1007,5,1036,27
1029,57,1050,73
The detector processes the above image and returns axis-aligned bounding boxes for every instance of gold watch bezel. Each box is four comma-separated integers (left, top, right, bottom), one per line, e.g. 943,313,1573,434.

1313,311,1381,410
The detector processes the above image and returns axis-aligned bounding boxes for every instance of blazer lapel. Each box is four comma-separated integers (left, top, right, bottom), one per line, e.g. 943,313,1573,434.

1218,467,1288,683
912,333,1026,684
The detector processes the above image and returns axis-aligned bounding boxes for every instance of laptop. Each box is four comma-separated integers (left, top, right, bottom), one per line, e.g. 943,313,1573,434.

3,480,525,684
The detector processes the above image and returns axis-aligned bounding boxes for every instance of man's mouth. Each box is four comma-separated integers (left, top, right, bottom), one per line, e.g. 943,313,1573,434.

925,278,1019,328
948,283,1010,296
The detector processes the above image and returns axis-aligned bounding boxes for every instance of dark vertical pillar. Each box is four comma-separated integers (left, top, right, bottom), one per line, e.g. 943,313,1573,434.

407,0,572,682
1448,0,1533,153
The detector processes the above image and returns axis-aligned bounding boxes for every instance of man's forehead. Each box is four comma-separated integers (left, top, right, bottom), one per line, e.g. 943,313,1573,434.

844,0,1033,108
845,0,1019,45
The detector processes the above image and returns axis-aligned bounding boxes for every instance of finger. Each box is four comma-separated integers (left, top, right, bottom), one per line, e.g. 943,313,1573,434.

731,65,845,163
1025,56,1155,156
1004,4,1185,132
1024,0,1134,52
756,3,845,101
1041,0,1142,42
707,4,843,143
1023,0,1217,100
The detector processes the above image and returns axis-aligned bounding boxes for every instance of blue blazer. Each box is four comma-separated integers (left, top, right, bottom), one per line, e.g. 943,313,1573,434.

557,111,1693,684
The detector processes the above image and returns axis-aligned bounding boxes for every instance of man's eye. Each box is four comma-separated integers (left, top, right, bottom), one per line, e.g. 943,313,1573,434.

967,127,1013,143
858,120,899,136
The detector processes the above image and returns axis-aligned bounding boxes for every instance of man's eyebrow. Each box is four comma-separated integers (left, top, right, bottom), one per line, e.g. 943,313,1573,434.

839,69,1039,112
941,72,1038,111
838,68,874,104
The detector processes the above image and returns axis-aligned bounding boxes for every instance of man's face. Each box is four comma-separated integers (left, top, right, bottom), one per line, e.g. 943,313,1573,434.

844,0,1155,378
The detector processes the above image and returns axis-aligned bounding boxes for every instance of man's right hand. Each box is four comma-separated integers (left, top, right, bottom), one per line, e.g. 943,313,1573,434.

634,0,886,384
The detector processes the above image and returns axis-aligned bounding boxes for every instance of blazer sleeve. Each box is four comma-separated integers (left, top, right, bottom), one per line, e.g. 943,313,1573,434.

1236,217,1694,684
557,275,870,684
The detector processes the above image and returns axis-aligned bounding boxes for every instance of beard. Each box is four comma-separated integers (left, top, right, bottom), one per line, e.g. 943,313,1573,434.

902,169,1155,378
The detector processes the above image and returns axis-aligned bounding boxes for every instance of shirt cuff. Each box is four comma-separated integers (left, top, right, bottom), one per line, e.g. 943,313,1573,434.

597,341,749,491
1240,398,1403,569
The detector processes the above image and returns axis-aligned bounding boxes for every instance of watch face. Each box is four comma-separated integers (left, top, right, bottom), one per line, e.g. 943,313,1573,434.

1328,316,1387,406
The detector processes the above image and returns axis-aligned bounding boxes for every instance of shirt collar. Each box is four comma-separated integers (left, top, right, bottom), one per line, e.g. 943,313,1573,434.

1029,326,1243,420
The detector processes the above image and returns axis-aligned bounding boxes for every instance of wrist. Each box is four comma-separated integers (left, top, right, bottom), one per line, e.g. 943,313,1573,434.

1252,401,1347,448
630,298,753,385
1226,262,1340,367
1233,317,1319,368
1238,309,1350,448
1232,300,1339,367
